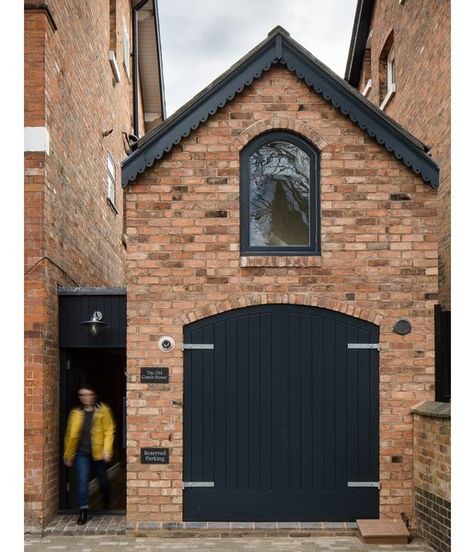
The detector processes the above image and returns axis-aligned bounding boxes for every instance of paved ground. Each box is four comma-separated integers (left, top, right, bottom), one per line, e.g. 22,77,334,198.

25,535,434,551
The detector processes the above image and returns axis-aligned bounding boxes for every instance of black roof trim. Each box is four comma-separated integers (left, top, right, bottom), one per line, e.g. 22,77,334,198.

344,0,375,87
122,26,439,189
58,287,126,296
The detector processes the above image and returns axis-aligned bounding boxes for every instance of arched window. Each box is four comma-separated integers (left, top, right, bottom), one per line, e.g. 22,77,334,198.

240,132,320,255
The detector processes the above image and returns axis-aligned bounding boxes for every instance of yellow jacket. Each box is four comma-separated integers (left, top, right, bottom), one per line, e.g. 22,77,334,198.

63,403,115,462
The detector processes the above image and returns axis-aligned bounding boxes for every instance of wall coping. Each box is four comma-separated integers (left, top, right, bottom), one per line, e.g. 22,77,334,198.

411,400,451,419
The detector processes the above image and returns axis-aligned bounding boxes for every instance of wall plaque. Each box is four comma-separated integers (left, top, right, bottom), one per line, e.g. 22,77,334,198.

141,447,169,464
140,367,169,384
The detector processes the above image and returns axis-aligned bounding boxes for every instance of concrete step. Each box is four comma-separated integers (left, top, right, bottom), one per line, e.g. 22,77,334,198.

357,518,410,544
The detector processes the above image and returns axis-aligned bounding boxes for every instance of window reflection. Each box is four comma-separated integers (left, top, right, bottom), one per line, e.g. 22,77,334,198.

249,141,310,246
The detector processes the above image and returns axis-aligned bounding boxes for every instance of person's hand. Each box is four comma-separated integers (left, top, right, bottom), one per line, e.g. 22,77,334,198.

102,452,112,463
64,459,73,467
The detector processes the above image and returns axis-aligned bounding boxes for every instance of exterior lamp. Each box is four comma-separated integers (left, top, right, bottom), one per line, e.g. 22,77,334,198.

81,311,107,336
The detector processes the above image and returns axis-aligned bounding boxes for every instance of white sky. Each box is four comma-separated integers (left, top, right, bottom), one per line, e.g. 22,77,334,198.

158,0,358,116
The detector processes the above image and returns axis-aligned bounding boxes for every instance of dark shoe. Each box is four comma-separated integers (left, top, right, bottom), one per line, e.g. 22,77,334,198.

103,496,111,510
77,509,88,525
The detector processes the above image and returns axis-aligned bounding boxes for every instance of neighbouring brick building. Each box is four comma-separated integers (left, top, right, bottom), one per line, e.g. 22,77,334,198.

345,2,450,550
24,0,164,529
121,27,440,528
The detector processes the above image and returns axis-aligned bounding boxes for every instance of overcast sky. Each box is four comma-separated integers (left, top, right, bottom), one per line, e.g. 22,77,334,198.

158,0,358,116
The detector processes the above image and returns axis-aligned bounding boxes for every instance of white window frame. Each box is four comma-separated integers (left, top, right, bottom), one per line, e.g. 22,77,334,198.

106,153,117,211
362,78,372,97
123,18,130,79
380,46,396,110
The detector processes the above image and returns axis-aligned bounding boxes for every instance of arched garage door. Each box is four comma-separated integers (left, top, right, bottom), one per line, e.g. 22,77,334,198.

183,304,379,521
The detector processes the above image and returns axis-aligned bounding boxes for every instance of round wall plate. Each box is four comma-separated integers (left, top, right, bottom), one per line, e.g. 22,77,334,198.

393,319,412,335
158,336,175,352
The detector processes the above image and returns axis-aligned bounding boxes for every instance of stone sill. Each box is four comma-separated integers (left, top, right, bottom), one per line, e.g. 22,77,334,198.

411,400,451,419
107,197,119,215
240,256,322,268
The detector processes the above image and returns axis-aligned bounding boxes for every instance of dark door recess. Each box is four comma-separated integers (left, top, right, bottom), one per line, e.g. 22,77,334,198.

183,304,379,521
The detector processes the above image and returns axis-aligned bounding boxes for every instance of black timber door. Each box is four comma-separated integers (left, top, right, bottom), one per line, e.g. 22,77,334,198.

183,304,379,521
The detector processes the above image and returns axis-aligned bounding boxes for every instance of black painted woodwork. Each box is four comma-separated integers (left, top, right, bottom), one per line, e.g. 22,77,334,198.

59,348,127,512
58,290,126,349
435,305,451,403
240,132,320,256
183,304,379,521
344,0,375,87
122,27,439,189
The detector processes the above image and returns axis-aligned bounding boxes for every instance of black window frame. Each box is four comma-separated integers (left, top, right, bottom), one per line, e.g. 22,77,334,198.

240,131,320,256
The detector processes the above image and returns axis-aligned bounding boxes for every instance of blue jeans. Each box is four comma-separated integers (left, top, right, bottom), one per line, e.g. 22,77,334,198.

74,451,110,509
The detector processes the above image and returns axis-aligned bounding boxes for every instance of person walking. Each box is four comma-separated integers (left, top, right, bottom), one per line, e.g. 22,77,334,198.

63,383,116,524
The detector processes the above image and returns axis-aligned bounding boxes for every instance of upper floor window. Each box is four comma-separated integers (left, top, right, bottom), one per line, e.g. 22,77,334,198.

240,132,319,256
106,153,117,212
379,32,395,110
361,30,372,98
123,17,131,79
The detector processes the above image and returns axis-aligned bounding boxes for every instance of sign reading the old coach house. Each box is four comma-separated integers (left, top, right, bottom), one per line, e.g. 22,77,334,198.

140,367,169,384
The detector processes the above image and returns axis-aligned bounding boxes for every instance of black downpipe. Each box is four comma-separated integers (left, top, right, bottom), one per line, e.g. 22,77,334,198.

435,304,451,402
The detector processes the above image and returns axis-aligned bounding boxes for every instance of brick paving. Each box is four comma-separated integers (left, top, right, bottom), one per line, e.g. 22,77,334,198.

39,515,362,537
24,534,434,551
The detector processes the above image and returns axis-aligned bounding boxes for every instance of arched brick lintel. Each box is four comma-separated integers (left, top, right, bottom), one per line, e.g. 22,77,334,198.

181,293,383,326
234,117,330,152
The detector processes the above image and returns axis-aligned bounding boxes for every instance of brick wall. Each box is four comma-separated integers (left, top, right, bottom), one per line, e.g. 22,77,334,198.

24,0,137,528
125,65,438,522
413,403,451,552
358,0,450,309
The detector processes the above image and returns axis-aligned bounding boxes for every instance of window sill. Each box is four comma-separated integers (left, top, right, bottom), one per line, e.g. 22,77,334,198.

108,51,121,84
240,256,322,268
362,78,372,97
123,62,131,84
380,85,395,111
107,197,119,215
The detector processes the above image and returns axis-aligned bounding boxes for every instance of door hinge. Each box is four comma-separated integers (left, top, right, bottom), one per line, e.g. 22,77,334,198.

182,343,214,350
66,482,70,492
347,343,381,351
347,481,380,489
182,481,215,488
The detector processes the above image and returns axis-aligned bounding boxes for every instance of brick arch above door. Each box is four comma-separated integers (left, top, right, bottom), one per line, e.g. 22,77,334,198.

235,116,329,152
181,293,383,326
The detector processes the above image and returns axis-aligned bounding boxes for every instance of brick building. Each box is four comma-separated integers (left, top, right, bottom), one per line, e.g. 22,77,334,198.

24,1,449,545
121,26,440,529
24,0,164,529
345,2,450,550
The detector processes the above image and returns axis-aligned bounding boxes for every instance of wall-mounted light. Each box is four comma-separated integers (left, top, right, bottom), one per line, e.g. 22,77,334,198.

81,311,107,336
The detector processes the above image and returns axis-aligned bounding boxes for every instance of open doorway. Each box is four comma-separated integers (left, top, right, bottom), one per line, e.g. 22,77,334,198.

59,348,126,514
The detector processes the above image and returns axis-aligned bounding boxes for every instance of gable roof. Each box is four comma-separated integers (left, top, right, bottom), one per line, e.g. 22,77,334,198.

122,26,439,189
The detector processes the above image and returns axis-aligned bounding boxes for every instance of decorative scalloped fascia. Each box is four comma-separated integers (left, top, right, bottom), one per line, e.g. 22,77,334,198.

122,31,439,189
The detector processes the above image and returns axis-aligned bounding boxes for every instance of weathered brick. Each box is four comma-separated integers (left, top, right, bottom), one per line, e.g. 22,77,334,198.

126,64,438,522
24,0,142,529
357,0,450,310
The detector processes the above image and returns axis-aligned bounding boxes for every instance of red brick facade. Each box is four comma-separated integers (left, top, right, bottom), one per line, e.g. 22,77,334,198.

349,2,450,547
356,0,450,310
24,0,140,528
125,66,438,522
